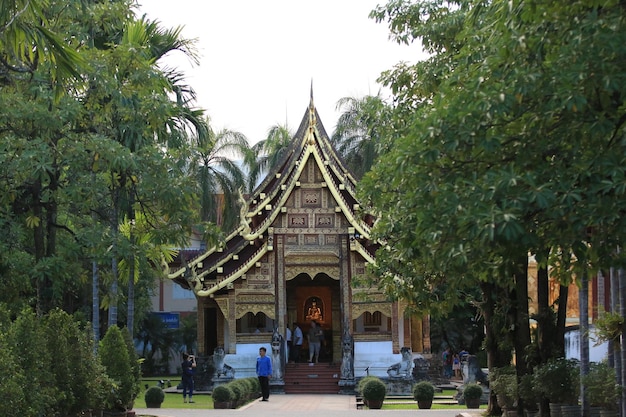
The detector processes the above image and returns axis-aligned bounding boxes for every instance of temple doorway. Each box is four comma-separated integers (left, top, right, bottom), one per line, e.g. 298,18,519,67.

286,273,340,363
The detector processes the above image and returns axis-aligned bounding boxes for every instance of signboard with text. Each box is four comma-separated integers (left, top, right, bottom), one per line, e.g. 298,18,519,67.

152,312,180,329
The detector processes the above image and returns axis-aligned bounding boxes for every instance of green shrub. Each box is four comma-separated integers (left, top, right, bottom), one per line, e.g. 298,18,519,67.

463,383,484,400
361,377,387,402
489,366,517,409
212,385,233,402
518,373,539,411
583,361,620,410
534,358,579,404
412,381,436,401
357,376,378,394
0,337,28,416
122,325,142,407
7,308,57,416
44,309,106,415
247,376,261,393
100,326,133,411
144,386,165,405
228,381,244,402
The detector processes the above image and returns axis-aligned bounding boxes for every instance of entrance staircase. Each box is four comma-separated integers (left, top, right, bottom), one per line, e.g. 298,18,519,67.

284,362,341,394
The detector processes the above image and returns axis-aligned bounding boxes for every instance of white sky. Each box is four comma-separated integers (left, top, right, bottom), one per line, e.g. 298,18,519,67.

136,1,423,144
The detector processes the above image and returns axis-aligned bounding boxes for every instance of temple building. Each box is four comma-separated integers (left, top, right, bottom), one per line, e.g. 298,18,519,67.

165,93,430,389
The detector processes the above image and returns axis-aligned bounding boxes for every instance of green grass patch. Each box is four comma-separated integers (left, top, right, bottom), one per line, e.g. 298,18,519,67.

140,377,214,409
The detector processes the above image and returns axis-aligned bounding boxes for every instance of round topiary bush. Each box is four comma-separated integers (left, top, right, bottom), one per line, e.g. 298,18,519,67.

362,377,387,402
463,383,484,400
144,386,164,408
212,385,233,402
413,380,435,401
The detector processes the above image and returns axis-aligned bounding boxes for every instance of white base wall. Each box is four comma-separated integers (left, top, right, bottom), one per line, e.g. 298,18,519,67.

219,341,402,380
224,343,272,379
354,341,402,378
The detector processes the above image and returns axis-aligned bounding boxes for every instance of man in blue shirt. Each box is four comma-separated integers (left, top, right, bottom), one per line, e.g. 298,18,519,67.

256,346,272,401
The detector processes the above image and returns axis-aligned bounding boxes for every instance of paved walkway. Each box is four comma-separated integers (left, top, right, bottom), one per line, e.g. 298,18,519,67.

132,394,483,417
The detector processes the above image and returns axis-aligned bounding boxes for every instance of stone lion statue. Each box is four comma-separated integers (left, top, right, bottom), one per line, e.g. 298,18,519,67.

212,347,234,378
387,347,414,378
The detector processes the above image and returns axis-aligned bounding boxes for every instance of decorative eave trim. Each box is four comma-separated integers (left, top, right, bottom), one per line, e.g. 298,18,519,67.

195,242,270,297
350,239,376,265
166,226,245,280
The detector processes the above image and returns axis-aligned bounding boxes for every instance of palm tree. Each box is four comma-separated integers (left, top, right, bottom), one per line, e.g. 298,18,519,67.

0,0,83,87
331,95,393,179
190,120,250,232
245,124,293,192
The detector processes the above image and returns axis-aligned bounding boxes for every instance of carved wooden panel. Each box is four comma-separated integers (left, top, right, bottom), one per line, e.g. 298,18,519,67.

287,214,308,227
325,234,338,245
301,189,321,207
315,214,334,228
304,234,318,245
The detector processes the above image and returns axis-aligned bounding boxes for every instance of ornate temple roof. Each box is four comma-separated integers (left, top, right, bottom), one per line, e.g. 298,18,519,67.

167,92,377,297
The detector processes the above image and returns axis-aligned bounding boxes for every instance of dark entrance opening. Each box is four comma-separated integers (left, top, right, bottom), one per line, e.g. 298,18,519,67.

286,273,340,363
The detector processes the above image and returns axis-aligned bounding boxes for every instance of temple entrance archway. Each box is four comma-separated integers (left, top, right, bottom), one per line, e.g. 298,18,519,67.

286,273,340,363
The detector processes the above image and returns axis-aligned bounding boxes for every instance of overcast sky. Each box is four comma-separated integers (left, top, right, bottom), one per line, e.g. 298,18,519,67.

136,1,423,144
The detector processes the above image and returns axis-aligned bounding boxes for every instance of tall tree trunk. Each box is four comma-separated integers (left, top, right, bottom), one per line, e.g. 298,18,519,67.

536,261,553,361
617,268,626,416
513,255,531,413
127,206,136,336
108,190,119,328
480,281,505,416
556,284,569,358
579,271,589,417
92,260,100,351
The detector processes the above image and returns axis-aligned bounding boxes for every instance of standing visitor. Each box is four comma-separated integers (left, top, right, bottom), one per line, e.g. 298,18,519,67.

308,321,322,363
293,323,303,362
452,353,461,378
442,347,453,379
181,352,196,403
286,325,292,362
256,346,272,401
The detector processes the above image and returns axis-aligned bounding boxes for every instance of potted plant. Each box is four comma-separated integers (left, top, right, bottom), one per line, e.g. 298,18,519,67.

463,383,483,409
357,376,378,407
361,377,387,409
489,366,517,413
534,357,579,417
144,386,164,408
584,361,620,416
518,373,540,417
412,380,436,409
212,385,233,409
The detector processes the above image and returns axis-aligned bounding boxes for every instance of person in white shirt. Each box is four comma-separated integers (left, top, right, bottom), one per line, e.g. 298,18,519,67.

286,326,292,361
292,323,303,363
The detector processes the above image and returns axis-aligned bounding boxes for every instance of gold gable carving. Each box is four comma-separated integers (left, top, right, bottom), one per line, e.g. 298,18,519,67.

236,303,275,319
214,298,229,319
285,265,340,280
284,254,339,264
352,302,392,318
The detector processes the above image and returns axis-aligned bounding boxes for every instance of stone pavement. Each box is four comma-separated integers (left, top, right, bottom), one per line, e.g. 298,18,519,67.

132,394,483,417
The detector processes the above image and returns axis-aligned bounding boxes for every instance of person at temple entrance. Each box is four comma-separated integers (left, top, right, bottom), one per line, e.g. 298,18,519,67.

307,321,323,363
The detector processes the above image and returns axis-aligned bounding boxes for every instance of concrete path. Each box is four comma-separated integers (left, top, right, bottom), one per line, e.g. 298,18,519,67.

133,394,483,417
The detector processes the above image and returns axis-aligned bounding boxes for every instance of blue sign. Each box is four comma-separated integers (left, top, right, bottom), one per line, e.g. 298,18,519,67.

153,312,180,329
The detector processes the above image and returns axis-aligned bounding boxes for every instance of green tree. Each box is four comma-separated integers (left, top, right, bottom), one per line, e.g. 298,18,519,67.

99,325,135,411
246,124,293,192
190,120,250,232
332,95,394,179
367,0,626,413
